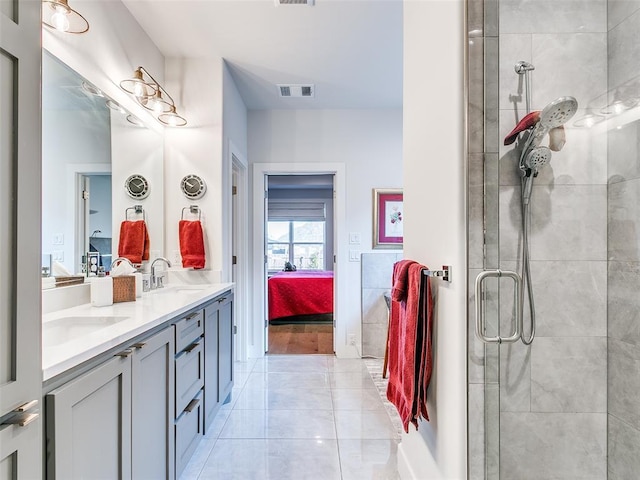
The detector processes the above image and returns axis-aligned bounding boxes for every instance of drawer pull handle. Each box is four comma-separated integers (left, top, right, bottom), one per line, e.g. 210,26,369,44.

2,412,39,427
15,400,38,412
114,349,133,358
131,342,146,349
184,398,200,413
217,297,227,303
185,313,200,321
185,342,200,353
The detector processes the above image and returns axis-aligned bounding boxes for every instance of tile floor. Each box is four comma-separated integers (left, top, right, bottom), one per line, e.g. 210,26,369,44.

180,355,402,480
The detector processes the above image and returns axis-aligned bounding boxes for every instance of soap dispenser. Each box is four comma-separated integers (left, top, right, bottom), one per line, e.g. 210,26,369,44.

91,267,113,307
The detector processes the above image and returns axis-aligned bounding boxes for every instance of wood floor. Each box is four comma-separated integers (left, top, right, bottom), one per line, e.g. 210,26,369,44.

268,323,333,354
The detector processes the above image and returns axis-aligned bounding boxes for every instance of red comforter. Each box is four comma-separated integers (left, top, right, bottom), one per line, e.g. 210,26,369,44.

268,271,334,321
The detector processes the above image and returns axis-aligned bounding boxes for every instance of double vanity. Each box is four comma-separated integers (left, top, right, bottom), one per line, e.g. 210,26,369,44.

42,281,234,479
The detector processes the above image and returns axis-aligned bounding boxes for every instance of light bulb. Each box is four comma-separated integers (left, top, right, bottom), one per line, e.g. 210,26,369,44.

51,7,70,32
151,98,164,114
133,82,146,98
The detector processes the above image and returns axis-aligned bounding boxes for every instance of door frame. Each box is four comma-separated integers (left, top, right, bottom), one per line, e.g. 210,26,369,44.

68,163,111,274
250,162,346,359
228,140,248,362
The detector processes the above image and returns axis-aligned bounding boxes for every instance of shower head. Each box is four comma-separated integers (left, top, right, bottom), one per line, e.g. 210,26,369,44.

538,96,578,129
521,146,552,176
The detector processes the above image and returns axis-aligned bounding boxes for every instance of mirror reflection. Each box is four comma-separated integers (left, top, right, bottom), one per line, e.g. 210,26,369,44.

42,50,163,285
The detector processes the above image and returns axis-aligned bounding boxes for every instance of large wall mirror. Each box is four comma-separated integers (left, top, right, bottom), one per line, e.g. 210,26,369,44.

42,50,164,283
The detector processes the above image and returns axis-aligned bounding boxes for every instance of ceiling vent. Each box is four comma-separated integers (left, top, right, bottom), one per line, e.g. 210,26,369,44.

277,84,315,98
275,0,314,5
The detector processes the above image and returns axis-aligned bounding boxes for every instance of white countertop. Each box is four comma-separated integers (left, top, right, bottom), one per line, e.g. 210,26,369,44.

42,282,234,381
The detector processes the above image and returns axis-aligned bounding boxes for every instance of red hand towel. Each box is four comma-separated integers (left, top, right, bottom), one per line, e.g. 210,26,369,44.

386,260,434,432
503,111,540,145
179,220,205,269
118,220,149,264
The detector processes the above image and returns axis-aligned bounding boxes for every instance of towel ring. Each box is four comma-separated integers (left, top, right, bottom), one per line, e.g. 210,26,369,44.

125,205,146,222
181,205,201,221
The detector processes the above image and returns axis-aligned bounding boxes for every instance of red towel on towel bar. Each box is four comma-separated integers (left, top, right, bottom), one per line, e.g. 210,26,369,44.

118,220,149,264
386,259,434,432
179,220,206,269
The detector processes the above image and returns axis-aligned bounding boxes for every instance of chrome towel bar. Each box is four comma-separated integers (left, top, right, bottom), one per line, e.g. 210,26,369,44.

423,265,452,283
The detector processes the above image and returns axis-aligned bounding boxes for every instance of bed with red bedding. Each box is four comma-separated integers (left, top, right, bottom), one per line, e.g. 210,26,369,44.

268,270,334,322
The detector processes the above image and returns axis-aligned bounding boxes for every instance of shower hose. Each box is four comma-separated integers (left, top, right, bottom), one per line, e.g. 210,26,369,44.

520,178,536,345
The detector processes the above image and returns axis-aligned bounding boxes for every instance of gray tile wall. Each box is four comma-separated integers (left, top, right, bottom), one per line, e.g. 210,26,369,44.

496,0,608,477
607,2,640,475
360,253,402,358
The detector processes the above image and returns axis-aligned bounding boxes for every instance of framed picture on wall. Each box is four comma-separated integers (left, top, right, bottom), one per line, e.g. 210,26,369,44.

373,188,403,249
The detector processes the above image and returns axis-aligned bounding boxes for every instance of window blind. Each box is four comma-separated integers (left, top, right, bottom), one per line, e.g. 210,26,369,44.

268,201,326,220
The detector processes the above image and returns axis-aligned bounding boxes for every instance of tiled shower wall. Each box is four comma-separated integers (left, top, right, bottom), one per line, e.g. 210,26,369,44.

361,252,402,357
467,0,613,478
607,2,640,478
497,1,609,478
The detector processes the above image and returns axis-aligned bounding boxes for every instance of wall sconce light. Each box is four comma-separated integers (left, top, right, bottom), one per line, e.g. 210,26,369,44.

120,66,187,127
42,0,89,34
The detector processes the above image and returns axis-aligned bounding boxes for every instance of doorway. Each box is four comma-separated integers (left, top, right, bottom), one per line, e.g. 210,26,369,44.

250,162,346,359
265,174,335,355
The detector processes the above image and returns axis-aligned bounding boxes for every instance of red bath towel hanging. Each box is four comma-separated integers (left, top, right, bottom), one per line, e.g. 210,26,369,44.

118,220,149,264
179,220,206,269
386,259,434,432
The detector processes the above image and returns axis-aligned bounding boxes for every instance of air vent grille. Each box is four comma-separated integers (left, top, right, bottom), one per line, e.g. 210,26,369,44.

276,0,314,5
280,86,291,97
277,84,315,98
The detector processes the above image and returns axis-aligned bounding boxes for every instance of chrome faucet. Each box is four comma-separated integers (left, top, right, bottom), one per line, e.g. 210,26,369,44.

110,257,135,270
150,257,171,289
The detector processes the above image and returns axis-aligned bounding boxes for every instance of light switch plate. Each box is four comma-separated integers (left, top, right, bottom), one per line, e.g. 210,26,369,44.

53,250,64,262
349,232,361,245
53,233,64,245
349,250,361,262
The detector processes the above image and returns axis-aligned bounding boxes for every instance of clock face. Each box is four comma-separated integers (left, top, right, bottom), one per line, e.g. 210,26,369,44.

125,174,150,199
181,174,206,199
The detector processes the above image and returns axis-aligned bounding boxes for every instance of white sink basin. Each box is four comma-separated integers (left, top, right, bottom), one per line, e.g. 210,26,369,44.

150,285,207,295
43,316,129,347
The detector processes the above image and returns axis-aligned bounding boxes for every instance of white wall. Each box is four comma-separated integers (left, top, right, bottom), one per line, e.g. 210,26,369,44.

400,1,467,479
222,61,249,281
248,109,402,357
163,57,224,277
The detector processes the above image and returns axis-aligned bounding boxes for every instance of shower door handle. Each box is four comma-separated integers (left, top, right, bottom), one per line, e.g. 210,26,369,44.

475,270,522,344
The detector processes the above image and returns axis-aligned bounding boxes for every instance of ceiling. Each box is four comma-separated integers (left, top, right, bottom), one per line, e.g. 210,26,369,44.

120,0,403,110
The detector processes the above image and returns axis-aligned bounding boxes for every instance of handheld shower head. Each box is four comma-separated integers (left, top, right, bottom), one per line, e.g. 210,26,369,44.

523,146,551,172
538,96,578,129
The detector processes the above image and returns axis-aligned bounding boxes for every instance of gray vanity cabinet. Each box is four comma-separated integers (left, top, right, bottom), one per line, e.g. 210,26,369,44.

132,327,175,480
173,308,205,479
46,354,133,479
46,326,175,480
204,293,234,432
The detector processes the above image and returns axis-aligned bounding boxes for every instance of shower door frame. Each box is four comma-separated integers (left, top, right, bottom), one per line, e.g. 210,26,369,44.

467,0,503,478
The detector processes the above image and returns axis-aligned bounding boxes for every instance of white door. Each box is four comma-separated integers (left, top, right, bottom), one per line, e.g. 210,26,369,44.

0,0,43,477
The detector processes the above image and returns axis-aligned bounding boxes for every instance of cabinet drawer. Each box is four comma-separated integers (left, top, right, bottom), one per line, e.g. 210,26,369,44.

175,340,204,416
175,389,204,479
174,310,204,353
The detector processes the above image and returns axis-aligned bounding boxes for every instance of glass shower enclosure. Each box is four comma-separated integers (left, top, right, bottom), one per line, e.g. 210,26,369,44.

468,0,640,478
